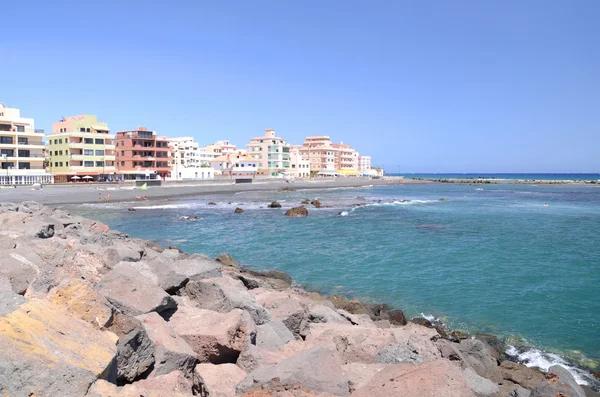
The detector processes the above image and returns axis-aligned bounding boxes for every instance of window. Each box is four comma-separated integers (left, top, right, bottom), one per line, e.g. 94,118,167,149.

120,161,125,166
18,162,30,169
84,149,93,155
1,149,14,156
66,162,69,166
16,125,25,132
59,150,63,156
54,162,58,167
84,161,94,167
0,124,11,131
95,150,104,156
18,137,28,145
84,138,93,144
121,140,124,146
80,128,86,132
96,161,104,167
59,162,63,167
59,139,62,144
86,128,90,132
18,150,30,157
95,138,104,144
0,137,13,144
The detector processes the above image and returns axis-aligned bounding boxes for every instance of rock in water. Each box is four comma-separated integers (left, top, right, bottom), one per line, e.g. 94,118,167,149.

207,202,217,205
234,207,244,214
0,299,118,397
268,201,282,208
311,199,322,208
285,206,308,217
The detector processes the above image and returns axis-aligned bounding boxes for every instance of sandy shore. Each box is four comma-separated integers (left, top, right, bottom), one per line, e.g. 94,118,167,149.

0,177,411,205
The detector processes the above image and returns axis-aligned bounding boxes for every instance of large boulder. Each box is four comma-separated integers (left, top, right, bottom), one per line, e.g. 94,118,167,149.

107,313,155,384
256,320,296,351
0,290,26,316
342,362,390,392
185,278,271,325
0,299,118,397
253,289,308,338
530,366,586,397
48,278,114,328
268,201,282,208
96,264,177,316
499,360,546,389
456,338,502,382
196,363,247,397
216,253,240,269
307,305,350,325
236,344,289,373
285,207,308,217
0,250,43,294
170,253,222,281
136,312,198,379
461,367,500,396
352,359,475,397
88,376,193,397
168,304,256,364
123,259,188,294
237,348,350,396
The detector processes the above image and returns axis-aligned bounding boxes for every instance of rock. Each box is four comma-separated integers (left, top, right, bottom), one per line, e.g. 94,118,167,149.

376,343,429,365
256,320,296,351
307,305,350,325
411,316,433,327
170,253,222,282
88,377,193,396
253,290,308,338
185,278,271,325
538,365,587,397
305,323,397,364
107,313,155,384
301,199,311,205
216,253,240,269
208,202,217,205
235,207,245,214
285,206,308,217
0,250,43,294
237,348,350,396
456,338,502,382
168,304,256,364
327,295,373,317
255,270,293,285
353,359,474,397
169,245,185,253
0,299,118,397
96,264,177,317
236,344,288,373
342,362,389,392
440,197,446,201
0,290,26,316
499,361,546,390
385,309,407,326
196,363,247,397
0,276,12,293
310,200,322,208
48,278,114,328
268,201,282,208
124,258,188,294
497,381,532,397
136,312,198,379
451,330,469,341
461,367,500,396
336,309,374,326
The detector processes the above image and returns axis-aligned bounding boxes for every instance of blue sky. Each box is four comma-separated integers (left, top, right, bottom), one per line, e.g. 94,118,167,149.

3,0,599,172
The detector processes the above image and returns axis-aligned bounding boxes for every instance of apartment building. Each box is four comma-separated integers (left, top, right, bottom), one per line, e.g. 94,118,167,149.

332,141,360,176
47,115,115,183
289,145,311,178
204,140,239,158
359,155,372,175
299,136,338,175
246,129,293,178
210,152,258,177
0,103,53,185
169,137,214,180
115,128,172,180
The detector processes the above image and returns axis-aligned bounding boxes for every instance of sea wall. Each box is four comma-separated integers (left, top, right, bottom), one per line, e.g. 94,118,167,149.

0,201,590,397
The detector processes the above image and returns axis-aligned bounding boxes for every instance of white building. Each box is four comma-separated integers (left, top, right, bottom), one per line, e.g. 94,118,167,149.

289,145,310,178
0,103,53,185
204,140,241,158
358,155,372,175
210,152,258,177
168,137,214,180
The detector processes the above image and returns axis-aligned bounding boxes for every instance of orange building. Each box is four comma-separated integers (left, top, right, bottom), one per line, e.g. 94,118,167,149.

115,127,172,180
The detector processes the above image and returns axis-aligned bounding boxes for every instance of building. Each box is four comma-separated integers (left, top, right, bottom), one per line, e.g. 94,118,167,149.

47,114,116,183
246,129,292,178
204,140,239,158
210,152,258,177
289,145,311,178
299,136,338,176
332,142,360,176
115,128,172,180
168,137,214,180
358,155,372,175
0,103,53,185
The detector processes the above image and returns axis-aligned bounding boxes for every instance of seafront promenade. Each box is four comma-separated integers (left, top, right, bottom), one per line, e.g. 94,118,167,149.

0,177,411,205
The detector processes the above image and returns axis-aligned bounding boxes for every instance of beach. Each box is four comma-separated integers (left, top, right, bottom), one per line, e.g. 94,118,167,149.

0,177,409,205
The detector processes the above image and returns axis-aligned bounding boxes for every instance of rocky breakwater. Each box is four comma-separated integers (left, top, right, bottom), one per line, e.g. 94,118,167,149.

0,201,591,397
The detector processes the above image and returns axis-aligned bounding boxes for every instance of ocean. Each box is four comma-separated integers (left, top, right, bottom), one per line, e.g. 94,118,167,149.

71,181,600,386
393,173,600,181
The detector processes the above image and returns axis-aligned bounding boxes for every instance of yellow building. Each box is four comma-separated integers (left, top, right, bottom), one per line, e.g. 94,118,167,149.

0,103,53,185
46,115,116,183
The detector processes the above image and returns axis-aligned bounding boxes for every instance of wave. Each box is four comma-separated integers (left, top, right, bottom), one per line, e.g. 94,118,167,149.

505,345,596,386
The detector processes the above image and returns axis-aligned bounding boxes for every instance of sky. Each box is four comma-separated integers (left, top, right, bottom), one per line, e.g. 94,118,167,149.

2,0,599,173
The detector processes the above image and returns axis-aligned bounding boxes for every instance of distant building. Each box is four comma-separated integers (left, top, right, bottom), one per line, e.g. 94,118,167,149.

168,137,214,180
246,129,292,178
115,128,172,180
204,140,239,158
210,152,258,177
332,141,360,176
299,136,338,176
289,145,310,178
47,114,116,183
358,155,372,175
0,103,53,185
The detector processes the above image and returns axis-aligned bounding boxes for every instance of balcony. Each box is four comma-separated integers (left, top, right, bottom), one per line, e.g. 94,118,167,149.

69,142,84,148
104,144,115,150
70,154,84,160
104,155,116,161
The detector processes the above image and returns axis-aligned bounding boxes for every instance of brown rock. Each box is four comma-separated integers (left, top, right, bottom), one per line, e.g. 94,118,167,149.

411,316,433,328
352,359,474,397
216,253,240,269
500,360,546,389
208,202,217,205
310,200,322,208
196,363,247,397
48,278,113,328
168,304,256,364
234,207,245,214
456,338,502,382
285,206,308,217
268,201,282,208
386,309,407,326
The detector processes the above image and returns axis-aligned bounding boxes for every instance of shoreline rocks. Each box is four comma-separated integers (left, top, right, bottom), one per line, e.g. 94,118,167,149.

0,201,595,397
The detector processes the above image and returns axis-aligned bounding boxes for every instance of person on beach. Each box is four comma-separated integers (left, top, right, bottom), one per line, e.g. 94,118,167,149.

142,196,148,200
98,193,102,201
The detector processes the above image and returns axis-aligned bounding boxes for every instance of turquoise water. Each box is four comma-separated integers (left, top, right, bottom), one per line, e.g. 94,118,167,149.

394,173,600,181
72,183,600,382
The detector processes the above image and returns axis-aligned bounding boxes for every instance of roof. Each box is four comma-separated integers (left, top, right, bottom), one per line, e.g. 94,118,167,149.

91,125,110,131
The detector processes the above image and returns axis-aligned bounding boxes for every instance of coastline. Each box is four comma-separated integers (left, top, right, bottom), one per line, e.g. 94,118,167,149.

0,200,597,396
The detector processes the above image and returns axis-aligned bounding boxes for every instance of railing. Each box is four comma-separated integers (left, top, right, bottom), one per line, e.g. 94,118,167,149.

34,129,45,134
